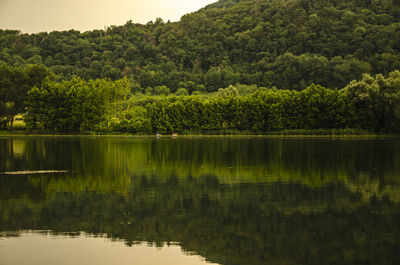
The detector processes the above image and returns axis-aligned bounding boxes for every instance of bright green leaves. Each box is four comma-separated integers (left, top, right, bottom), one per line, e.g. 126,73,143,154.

144,85,356,134
20,71,400,134
25,77,130,132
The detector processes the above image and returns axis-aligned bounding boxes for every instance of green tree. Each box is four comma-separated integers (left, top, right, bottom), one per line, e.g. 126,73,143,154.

344,70,400,132
0,64,52,130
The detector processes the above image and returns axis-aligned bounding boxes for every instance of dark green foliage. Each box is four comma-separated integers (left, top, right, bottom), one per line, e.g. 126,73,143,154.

1,0,400,90
344,70,400,132
0,64,53,130
2,0,400,133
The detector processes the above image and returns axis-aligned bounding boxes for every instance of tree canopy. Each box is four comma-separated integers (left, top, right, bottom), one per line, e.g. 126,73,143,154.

0,64,53,129
1,0,399,91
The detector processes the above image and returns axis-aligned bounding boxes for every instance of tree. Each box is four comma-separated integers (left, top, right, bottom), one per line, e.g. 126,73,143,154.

344,70,400,132
0,64,52,130
25,77,130,132
175,87,189,96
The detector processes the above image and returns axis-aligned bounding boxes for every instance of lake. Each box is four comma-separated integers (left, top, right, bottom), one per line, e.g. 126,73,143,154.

0,136,399,265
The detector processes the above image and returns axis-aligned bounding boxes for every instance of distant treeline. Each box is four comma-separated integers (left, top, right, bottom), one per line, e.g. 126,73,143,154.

11,67,398,134
1,0,400,91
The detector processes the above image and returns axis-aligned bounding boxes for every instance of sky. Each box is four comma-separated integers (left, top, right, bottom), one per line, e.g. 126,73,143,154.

0,0,217,33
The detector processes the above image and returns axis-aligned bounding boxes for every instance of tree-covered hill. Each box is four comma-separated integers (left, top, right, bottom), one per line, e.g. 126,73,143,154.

1,0,399,92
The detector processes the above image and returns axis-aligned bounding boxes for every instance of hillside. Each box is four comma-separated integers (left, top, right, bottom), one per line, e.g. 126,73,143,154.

1,0,399,92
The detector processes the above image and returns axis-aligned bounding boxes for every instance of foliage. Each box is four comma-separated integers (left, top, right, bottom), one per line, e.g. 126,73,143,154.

344,70,400,132
20,71,400,133
145,84,355,134
25,77,129,132
0,64,53,130
2,0,400,133
1,0,400,91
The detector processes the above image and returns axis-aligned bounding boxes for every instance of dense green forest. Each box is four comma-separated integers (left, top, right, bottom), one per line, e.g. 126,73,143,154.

1,0,400,133
1,0,400,90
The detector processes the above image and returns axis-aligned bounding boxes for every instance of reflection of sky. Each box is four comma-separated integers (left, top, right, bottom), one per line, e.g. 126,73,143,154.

0,0,217,33
0,232,218,265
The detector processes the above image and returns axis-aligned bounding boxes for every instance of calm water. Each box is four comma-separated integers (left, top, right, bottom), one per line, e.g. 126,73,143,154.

0,136,399,265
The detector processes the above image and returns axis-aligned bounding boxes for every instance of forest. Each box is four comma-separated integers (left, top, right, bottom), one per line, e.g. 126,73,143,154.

1,0,400,133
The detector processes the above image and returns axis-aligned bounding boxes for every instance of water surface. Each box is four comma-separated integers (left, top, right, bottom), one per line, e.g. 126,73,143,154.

0,136,399,265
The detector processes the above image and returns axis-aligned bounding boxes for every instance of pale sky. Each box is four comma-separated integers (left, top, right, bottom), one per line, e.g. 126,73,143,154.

0,0,217,33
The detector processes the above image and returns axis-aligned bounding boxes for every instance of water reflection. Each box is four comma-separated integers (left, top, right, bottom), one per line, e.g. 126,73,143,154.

0,136,399,265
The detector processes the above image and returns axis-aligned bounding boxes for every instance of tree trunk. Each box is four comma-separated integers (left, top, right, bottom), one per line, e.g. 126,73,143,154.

7,115,14,131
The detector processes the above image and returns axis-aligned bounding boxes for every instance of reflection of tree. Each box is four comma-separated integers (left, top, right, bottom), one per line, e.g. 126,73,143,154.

1,175,399,265
1,137,399,201
1,137,400,264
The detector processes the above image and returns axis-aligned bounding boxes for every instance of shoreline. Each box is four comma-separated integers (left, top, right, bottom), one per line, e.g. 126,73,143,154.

0,131,397,139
